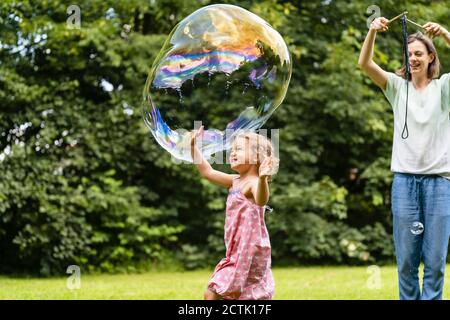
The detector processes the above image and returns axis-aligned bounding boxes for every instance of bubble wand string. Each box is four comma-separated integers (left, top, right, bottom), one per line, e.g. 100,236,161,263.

381,11,427,140
386,10,429,140
400,15,410,139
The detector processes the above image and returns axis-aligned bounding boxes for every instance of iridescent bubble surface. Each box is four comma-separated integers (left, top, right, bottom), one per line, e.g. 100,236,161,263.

143,4,292,162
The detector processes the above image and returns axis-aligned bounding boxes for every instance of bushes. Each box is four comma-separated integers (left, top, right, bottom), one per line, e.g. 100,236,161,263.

0,157,183,275
0,0,184,275
264,177,394,265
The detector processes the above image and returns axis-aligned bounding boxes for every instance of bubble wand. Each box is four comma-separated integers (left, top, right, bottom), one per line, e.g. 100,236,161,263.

387,11,425,30
386,11,425,139
406,18,425,30
388,11,408,24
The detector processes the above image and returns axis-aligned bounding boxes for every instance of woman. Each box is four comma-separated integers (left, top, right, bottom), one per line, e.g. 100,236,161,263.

358,17,450,300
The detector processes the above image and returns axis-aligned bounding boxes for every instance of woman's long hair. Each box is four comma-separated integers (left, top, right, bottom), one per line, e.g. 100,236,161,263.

395,32,441,80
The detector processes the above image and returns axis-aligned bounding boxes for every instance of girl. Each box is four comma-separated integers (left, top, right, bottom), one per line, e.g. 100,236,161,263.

190,126,278,300
359,17,450,300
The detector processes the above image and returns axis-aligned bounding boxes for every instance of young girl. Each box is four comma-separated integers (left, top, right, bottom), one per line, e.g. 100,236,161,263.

190,126,278,300
359,18,450,300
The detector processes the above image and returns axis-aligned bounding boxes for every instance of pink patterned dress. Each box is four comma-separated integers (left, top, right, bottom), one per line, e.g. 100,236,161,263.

207,186,274,300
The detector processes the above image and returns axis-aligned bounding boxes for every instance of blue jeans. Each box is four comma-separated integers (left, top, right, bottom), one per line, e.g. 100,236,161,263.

391,173,450,300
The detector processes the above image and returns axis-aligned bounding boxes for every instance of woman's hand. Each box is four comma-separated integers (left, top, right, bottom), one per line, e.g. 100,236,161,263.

423,22,443,38
423,22,449,40
370,17,389,32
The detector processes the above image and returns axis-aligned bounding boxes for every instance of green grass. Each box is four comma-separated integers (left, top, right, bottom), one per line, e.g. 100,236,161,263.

1,265,449,299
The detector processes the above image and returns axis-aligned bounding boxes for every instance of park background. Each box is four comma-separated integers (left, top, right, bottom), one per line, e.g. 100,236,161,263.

0,0,449,299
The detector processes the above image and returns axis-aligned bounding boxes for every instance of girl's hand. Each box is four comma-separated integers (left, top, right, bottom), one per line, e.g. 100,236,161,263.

370,17,389,32
190,125,204,146
259,157,279,178
423,22,446,39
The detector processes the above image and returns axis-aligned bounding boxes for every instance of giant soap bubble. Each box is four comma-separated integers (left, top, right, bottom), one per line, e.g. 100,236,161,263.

143,4,292,162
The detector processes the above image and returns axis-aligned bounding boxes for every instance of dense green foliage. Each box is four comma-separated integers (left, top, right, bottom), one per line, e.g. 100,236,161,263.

1,0,449,275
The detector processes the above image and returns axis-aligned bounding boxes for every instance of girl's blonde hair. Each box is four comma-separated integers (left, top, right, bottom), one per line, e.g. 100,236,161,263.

233,131,279,176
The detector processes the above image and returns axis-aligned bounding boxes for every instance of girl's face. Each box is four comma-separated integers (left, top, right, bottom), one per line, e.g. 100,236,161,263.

230,137,257,172
408,40,434,77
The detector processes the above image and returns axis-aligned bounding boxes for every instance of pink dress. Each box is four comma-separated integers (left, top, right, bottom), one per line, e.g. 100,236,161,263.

207,186,275,300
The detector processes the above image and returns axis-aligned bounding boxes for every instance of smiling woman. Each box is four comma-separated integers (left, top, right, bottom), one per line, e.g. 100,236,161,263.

396,32,440,83
358,16,450,300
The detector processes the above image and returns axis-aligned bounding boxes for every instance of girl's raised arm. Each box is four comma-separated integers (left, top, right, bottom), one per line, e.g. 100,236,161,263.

190,126,234,188
252,158,271,206
358,17,389,90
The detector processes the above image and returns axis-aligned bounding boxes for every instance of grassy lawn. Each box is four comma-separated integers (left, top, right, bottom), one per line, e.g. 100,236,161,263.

1,265,449,300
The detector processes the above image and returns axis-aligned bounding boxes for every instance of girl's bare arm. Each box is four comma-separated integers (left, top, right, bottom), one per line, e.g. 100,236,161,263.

252,157,275,206
191,127,234,188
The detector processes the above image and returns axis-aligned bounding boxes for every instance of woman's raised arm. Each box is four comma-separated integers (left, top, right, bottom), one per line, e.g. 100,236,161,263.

358,17,390,90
